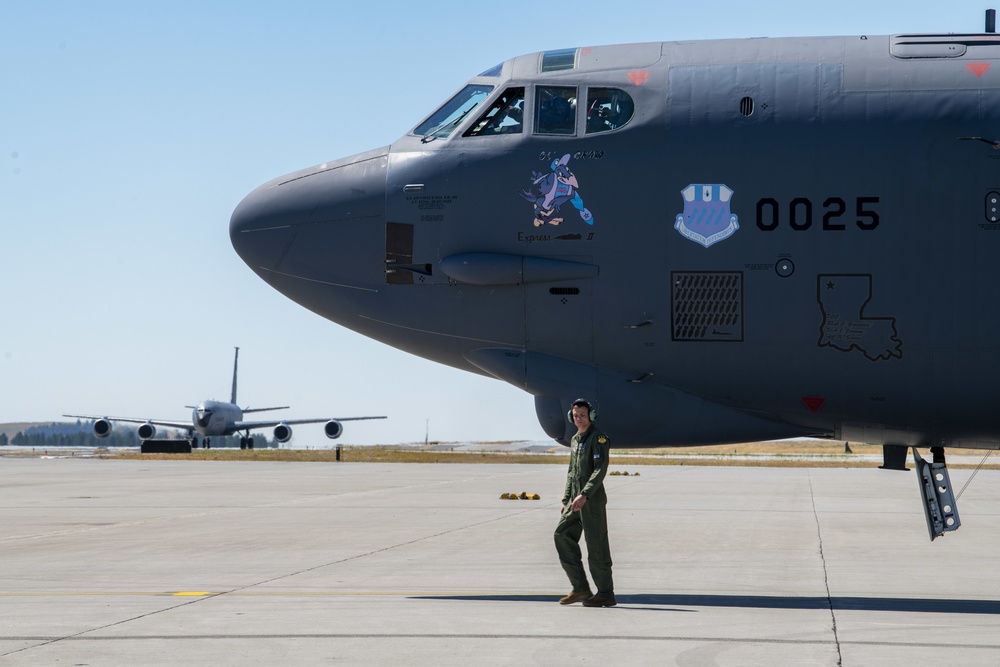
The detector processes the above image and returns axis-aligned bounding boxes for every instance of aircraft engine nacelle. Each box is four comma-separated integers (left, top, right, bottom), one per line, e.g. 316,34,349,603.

324,420,343,440
93,418,113,438
273,423,293,443
137,422,156,440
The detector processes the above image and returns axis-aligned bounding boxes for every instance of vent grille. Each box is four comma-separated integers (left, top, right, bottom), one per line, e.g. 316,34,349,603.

671,271,744,342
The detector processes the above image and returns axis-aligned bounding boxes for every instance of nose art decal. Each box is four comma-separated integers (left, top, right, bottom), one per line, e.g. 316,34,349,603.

518,153,594,228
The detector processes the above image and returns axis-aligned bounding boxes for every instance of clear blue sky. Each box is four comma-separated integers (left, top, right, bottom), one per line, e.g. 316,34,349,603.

0,1,991,445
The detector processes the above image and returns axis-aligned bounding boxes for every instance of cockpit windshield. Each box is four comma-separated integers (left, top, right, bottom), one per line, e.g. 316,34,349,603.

413,84,493,139
464,88,525,137
586,88,635,134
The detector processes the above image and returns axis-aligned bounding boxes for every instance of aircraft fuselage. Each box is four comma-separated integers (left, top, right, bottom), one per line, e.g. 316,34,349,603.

231,34,1000,449
192,400,243,437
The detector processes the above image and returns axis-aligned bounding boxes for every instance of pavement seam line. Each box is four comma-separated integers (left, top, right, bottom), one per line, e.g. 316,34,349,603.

201,504,551,598
0,594,225,659
808,470,843,666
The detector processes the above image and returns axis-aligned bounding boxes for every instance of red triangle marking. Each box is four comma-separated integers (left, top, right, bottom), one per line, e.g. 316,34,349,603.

802,396,826,413
968,62,990,78
628,71,650,86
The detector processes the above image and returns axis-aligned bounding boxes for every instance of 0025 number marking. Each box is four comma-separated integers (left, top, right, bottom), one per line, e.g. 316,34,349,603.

755,196,879,231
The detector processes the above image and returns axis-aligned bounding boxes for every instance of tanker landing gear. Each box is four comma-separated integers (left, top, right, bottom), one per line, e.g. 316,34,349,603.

191,436,211,449
239,434,254,449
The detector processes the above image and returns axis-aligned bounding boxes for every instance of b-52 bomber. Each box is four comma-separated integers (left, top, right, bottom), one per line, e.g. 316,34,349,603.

230,14,1000,538
66,348,385,448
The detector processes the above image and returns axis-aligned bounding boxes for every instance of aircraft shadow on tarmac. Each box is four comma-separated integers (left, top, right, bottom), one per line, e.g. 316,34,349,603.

411,594,1000,615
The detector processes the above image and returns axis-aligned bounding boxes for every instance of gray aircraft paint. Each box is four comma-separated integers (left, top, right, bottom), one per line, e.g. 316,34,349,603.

230,33,1000,454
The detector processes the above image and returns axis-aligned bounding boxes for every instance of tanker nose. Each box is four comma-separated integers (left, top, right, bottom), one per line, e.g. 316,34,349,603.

196,409,212,428
229,147,389,298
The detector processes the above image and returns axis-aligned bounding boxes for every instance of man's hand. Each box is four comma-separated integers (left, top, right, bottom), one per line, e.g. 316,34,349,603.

570,494,587,512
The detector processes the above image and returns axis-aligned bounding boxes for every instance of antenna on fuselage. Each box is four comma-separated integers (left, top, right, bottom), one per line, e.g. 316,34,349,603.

231,346,240,405
988,9,996,33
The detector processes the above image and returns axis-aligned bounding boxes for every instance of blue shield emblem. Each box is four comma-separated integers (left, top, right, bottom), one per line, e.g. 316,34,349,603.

674,184,739,248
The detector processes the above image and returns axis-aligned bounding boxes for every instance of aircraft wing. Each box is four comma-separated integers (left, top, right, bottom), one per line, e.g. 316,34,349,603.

233,416,387,430
62,414,194,431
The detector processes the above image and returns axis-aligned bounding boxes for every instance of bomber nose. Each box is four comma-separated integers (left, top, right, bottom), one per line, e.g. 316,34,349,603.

229,180,292,276
229,147,390,294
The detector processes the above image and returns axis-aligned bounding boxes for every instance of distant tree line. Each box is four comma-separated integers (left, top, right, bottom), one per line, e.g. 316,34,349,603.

3,422,274,449
8,422,140,448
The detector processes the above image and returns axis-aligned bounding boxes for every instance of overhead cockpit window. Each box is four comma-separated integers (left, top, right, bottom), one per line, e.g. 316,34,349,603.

534,86,577,135
585,88,635,134
464,87,525,137
479,63,503,77
413,84,494,140
540,49,577,72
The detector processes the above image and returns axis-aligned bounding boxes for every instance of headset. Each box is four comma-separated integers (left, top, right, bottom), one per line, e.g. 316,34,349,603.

566,398,597,424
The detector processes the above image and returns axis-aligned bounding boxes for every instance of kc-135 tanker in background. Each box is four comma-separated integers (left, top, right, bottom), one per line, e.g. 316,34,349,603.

67,348,385,449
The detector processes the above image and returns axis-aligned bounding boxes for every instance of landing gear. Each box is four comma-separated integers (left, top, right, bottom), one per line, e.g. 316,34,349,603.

913,447,961,541
239,436,254,450
204,437,211,450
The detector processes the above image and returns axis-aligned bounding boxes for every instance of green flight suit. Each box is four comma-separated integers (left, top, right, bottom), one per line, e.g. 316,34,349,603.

554,425,614,596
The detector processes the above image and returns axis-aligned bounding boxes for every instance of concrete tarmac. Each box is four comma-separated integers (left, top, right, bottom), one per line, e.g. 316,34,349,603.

2,458,1000,666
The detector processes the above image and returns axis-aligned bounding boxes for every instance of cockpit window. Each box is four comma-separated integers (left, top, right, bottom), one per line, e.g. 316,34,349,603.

413,84,493,139
479,63,503,77
585,87,635,134
534,86,577,135
464,87,525,137
540,49,577,72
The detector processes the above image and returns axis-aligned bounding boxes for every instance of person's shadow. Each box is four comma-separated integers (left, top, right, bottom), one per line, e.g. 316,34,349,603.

411,593,1000,615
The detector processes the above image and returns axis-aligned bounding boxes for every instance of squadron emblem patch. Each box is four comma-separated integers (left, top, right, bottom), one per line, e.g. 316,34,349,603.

598,436,607,444
674,184,740,247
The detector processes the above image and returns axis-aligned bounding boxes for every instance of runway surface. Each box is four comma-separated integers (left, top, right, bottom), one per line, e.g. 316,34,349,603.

2,458,999,665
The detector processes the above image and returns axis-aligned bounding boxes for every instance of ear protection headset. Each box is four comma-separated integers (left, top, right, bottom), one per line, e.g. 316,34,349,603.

566,398,597,424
